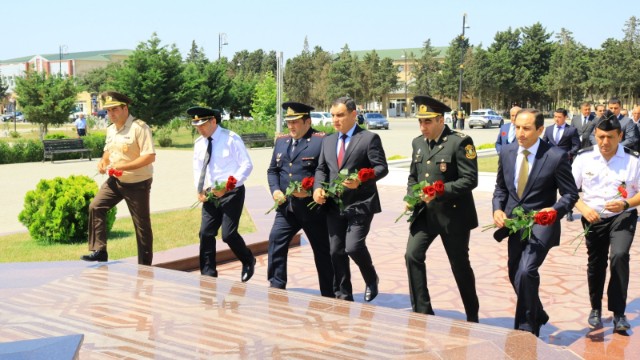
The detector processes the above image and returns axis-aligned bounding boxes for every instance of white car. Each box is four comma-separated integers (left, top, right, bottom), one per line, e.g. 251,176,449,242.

310,112,332,126
467,109,504,129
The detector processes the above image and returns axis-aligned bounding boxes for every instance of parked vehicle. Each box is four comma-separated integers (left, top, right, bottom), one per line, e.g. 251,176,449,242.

363,113,389,130
2,112,25,122
310,111,332,126
467,109,503,129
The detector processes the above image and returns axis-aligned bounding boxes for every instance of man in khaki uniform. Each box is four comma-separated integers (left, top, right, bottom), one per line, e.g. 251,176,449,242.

81,91,156,265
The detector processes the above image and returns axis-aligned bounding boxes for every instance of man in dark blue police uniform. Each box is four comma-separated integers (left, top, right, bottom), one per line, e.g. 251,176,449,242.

266,102,335,297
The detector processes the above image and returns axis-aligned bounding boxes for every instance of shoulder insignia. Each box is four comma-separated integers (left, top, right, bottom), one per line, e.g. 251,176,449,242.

465,144,477,159
134,119,148,127
276,133,290,139
577,146,594,155
452,131,467,138
623,147,640,158
312,132,326,137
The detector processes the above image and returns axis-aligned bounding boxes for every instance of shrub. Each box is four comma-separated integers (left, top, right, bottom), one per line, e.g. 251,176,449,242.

18,175,117,245
45,133,69,139
82,133,106,158
155,127,173,147
9,131,20,138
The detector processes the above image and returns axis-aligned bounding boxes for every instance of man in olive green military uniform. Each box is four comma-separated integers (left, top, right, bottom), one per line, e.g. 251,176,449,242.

404,95,480,322
81,91,156,265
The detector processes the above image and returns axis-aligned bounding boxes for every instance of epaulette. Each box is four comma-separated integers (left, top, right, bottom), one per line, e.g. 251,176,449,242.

276,133,291,139
451,130,467,138
624,147,640,157
312,132,326,137
134,119,148,128
414,134,423,140
577,146,594,155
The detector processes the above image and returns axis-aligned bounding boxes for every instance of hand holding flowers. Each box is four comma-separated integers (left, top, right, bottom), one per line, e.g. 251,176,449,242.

192,175,237,208
482,206,558,242
309,168,376,211
395,180,445,223
265,176,315,214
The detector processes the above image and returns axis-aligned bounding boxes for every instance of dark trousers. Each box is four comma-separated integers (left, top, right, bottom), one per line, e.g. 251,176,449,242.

89,177,153,265
267,209,335,297
405,212,479,320
199,185,253,277
326,212,377,300
583,209,637,314
77,128,86,136
507,234,550,332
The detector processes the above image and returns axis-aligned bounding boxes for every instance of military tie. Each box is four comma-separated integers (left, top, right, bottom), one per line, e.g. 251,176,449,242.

429,139,436,150
517,149,530,198
337,134,347,167
197,137,213,193
289,139,298,158
555,126,562,144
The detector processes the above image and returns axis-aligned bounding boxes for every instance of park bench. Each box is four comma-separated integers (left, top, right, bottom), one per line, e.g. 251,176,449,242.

240,133,273,148
43,139,92,163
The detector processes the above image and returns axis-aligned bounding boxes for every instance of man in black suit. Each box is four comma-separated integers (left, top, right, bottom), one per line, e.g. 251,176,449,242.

313,97,389,302
607,98,639,151
571,102,595,149
542,108,580,162
404,95,480,322
266,102,334,297
492,109,579,337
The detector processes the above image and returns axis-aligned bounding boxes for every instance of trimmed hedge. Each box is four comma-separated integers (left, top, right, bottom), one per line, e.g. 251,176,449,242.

0,133,105,164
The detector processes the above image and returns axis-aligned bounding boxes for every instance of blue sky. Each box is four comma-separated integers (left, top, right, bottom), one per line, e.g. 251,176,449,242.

1,0,637,61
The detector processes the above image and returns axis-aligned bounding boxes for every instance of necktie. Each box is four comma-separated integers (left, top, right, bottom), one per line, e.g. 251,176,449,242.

584,116,588,127
429,139,436,150
555,126,562,143
517,149,530,198
197,137,212,193
289,139,298,158
508,125,515,143
337,134,347,167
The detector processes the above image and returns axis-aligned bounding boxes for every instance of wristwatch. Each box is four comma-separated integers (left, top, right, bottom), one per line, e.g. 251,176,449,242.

623,200,630,210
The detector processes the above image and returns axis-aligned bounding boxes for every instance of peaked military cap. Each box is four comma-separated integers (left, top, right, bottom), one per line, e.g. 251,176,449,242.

596,110,621,131
187,106,221,126
413,95,451,119
282,102,314,121
101,91,132,109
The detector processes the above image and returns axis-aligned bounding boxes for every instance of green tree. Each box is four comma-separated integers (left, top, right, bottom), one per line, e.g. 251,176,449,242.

326,45,358,104
465,45,493,107
375,57,400,104
186,40,208,65
230,72,258,117
284,38,314,105
437,35,470,105
110,33,185,126
485,27,521,108
0,71,8,98
15,71,78,136
412,39,441,96
78,62,122,94
250,71,277,123
516,22,553,108
183,59,232,111
309,46,333,109
544,29,589,108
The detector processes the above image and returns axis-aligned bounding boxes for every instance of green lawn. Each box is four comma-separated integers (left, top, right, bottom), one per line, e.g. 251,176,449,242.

478,155,498,172
0,207,255,263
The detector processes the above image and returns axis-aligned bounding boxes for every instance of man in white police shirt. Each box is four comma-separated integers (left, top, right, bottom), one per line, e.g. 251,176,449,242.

190,106,256,282
572,111,640,332
266,102,335,297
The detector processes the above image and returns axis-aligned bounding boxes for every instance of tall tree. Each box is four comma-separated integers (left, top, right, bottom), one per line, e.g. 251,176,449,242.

78,62,122,94
516,22,554,107
360,50,381,106
544,28,589,107
485,27,521,108
229,72,258,117
110,33,185,126
374,57,399,105
412,39,441,96
250,71,277,123
326,45,358,104
185,40,208,65
309,46,333,110
284,38,314,104
0,71,8,98
437,35,470,105
15,71,78,136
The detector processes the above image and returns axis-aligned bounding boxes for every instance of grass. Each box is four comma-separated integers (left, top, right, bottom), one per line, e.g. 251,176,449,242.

478,155,498,172
0,207,255,263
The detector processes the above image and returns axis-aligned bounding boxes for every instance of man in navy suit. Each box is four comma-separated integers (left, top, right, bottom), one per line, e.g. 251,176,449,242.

495,106,521,154
313,97,389,302
542,108,580,162
492,108,579,337
571,102,595,149
606,98,639,151
266,102,335,297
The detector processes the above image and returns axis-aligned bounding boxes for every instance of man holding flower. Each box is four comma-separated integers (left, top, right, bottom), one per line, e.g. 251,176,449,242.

266,102,334,297
190,106,256,282
492,108,578,337
313,97,388,302
571,112,640,332
404,95,480,323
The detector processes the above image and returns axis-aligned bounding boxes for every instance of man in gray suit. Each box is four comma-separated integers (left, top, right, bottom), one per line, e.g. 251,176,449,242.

571,102,595,149
608,98,639,151
313,97,389,302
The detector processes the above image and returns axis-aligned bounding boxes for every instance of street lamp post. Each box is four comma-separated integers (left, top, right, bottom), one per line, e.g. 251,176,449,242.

457,13,469,124
218,33,228,60
59,45,67,76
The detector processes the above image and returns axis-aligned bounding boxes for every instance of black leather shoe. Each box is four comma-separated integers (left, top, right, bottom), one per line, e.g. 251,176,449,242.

566,212,574,222
588,309,602,328
364,276,379,302
614,314,630,332
241,258,256,282
534,311,549,337
81,250,108,262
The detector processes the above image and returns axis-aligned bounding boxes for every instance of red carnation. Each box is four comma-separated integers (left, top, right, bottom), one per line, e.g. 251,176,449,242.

423,185,436,198
108,168,123,177
357,168,375,182
502,131,506,136
301,176,314,191
534,209,557,226
433,180,445,196
226,176,237,191
618,185,628,199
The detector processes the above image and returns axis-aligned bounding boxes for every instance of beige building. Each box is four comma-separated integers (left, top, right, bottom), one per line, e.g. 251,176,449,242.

351,48,477,117
0,49,132,115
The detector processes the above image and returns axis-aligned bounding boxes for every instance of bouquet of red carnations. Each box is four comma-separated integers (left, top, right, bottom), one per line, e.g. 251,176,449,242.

308,168,376,211
395,180,445,223
192,175,237,208
265,176,315,214
482,206,558,242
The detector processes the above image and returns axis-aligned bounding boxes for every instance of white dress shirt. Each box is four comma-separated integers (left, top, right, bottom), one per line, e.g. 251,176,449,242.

514,139,540,192
193,127,253,190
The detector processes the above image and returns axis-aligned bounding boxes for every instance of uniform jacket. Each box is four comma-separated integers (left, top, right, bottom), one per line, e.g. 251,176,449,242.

542,124,580,161
314,125,388,216
492,140,579,248
408,125,479,233
267,128,324,220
